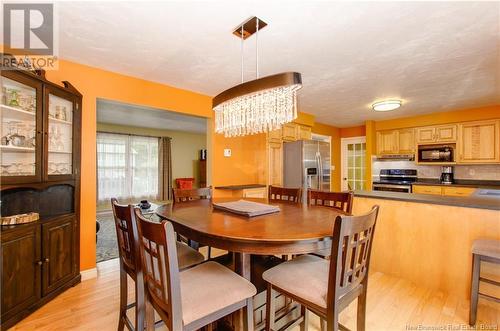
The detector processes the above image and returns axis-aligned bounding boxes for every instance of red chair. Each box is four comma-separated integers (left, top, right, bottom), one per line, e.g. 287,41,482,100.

175,178,195,189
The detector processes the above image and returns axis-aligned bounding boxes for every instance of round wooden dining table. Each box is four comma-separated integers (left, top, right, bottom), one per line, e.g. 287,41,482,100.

155,198,345,280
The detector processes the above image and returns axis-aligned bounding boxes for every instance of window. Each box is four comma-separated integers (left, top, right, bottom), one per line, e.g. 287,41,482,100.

97,132,158,203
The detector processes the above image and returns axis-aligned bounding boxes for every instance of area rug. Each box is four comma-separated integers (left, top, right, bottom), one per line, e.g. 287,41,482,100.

96,213,119,263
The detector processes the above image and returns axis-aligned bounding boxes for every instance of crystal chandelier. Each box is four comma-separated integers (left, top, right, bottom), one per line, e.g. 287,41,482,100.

213,17,302,137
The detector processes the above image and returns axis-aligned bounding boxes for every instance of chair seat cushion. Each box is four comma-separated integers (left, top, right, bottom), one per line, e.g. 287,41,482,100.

262,254,329,309
472,239,500,260
180,261,257,326
176,242,204,270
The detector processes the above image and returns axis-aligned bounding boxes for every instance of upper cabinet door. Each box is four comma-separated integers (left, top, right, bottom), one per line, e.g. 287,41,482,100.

435,125,456,142
398,128,415,154
457,120,500,164
376,130,398,155
416,127,436,144
43,86,80,181
416,125,457,144
0,71,43,184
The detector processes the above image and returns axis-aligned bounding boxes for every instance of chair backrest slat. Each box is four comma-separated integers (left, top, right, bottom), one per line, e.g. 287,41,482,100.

268,186,302,204
111,198,139,276
328,205,379,308
172,187,212,203
307,190,354,213
134,209,183,331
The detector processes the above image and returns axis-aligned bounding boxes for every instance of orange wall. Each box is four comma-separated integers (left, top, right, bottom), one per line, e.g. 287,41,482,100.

340,125,366,138
44,59,212,271
312,122,341,191
212,127,267,188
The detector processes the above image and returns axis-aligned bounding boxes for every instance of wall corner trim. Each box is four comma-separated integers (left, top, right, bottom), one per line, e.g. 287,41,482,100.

80,267,98,281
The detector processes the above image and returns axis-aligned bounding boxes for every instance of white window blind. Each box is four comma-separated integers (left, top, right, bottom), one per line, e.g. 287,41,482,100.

97,132,159,203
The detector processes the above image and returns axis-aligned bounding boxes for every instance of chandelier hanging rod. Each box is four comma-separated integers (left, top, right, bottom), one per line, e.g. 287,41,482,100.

212,71,302,108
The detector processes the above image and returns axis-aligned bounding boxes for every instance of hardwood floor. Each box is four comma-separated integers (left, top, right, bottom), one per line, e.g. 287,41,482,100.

12,253,499,331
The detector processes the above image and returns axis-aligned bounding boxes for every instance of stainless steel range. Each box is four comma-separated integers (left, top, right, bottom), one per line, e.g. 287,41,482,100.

372,169,417,193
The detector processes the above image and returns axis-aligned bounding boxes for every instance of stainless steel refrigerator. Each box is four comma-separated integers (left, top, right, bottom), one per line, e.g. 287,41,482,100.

283,140,331,204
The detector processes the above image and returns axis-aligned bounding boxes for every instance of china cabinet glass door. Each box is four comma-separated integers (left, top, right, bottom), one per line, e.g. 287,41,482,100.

0,73,42,183
45,88,76,180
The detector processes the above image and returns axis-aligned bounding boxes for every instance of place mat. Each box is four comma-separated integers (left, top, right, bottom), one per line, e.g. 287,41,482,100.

212,200,280,217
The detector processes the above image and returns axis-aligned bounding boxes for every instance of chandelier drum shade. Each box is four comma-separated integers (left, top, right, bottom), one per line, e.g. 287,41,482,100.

213,16,303,137
213,72,302,137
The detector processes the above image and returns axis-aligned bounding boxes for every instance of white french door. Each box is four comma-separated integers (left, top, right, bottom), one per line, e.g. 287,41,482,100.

341,136,366,191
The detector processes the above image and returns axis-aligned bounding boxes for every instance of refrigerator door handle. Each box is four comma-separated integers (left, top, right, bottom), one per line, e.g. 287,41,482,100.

316,152,322,190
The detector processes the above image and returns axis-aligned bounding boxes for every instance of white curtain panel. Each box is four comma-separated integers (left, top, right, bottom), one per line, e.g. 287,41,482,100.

97,132,159,203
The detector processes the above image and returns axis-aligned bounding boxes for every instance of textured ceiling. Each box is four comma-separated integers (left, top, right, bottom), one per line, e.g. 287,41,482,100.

26,2,500,127
97,99,207,133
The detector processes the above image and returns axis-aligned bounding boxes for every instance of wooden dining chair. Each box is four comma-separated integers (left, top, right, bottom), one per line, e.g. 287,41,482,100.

134,209,257,331
308,190,354,259
268,185,302,204
263,205,380,331
172,186,212,203
307,190,354,214
111,198,204,331
172,186,213,258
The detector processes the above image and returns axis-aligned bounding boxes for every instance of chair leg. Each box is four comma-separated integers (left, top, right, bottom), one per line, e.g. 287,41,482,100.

320,319,327,331
207,246,212,259
265,284,275,331
243,297,254,331
469,254,481,326
145,296,155,331
118,269,128,331
356,286,367,331
300,305,308,331
134,275,145,331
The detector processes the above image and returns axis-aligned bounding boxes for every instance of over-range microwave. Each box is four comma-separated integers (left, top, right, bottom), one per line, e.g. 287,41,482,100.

417,144,455,163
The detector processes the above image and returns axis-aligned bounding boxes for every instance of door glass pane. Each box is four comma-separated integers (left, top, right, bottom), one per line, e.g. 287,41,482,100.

48,94,73,175
0,77,37,176
345,140,366,191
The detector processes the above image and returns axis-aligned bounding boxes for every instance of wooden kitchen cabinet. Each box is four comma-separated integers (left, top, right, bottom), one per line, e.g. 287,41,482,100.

413,184,476,197
282,123,298,141
376,130,399,155
376,129,414,155
398,128,415,154
268,141,283,186
267,128,282,143
457,120,500,164
412,185,443,195
416,124,457,144
297,125,312,140
442,186,476,197
242,187,267,198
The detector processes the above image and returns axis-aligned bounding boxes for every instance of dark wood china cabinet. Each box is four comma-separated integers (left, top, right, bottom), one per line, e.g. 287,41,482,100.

0,69,81,330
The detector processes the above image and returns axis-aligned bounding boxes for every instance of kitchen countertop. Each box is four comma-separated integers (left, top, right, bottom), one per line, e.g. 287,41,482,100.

214,184,267,190
354,190,500,210
412,178,500,189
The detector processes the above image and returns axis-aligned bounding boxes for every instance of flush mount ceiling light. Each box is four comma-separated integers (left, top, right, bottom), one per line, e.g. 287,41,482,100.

213,16,302,137
372,100,402,112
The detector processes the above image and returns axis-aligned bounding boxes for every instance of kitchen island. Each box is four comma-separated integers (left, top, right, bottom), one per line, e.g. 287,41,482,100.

353,190,500,300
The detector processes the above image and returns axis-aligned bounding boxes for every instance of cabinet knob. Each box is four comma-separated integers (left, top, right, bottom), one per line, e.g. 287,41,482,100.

36,260,43,266
44,258,50,263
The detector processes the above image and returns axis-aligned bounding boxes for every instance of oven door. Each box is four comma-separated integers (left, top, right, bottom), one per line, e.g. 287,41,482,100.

373,183,412,193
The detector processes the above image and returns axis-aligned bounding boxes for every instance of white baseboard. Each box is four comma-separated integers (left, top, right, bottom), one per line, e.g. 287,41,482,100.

80,267,97,281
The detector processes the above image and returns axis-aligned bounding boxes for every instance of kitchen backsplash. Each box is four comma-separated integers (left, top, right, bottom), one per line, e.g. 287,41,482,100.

371,159,500,180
